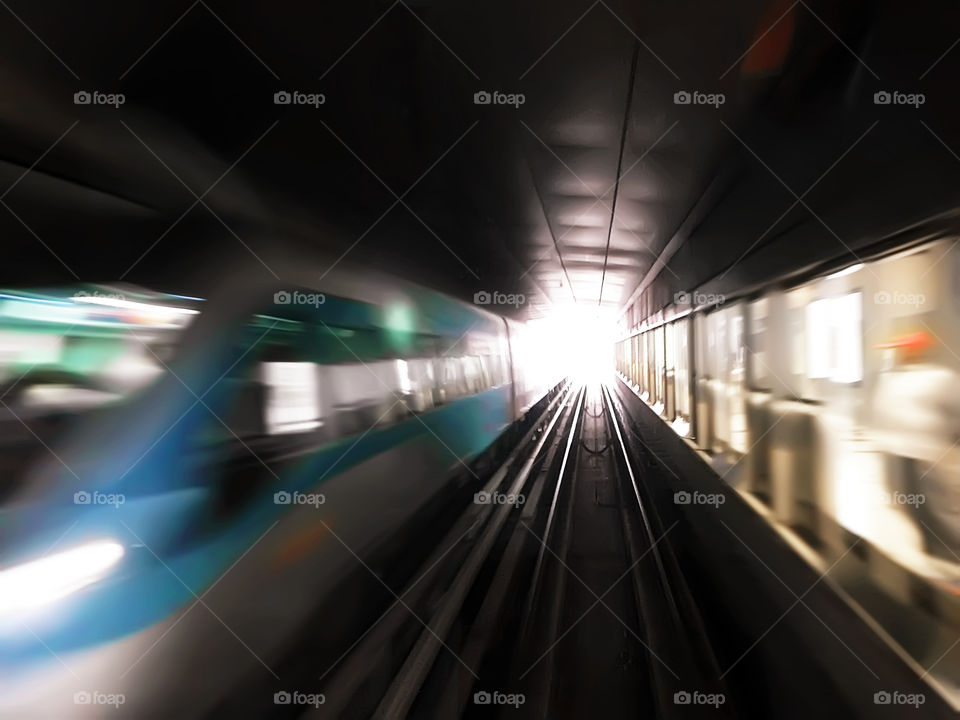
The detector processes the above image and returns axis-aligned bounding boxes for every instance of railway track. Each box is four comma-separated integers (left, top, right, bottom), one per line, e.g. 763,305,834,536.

294,380,729,719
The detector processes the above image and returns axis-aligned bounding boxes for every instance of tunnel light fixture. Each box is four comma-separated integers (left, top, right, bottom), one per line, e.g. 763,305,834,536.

826,263,864,280
0,540,125,617
72,295,199,316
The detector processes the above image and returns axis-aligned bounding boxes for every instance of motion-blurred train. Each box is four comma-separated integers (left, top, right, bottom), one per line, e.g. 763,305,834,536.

0,267,558,717
615,223,960,571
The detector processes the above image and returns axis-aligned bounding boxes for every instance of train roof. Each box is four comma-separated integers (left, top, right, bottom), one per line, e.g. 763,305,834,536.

0,259,508,341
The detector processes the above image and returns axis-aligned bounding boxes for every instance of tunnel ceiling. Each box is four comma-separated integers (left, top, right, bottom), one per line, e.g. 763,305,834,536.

1,0,959,320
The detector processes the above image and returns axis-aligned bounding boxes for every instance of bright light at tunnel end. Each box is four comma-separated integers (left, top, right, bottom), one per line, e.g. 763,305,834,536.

535,304,617,385
0,540,125,619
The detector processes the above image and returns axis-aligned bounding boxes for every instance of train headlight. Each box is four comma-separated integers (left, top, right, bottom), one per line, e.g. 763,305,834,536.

0,540,124,617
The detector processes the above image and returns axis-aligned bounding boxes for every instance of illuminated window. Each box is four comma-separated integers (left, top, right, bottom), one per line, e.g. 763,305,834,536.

805,293,863,384
730,312,744,379
674,318,691,419
806,299,832,379
748,298,769,389
786,288,808,378
397,359,411,394
261,362,321,434
833,293,863,383
654,326,665,404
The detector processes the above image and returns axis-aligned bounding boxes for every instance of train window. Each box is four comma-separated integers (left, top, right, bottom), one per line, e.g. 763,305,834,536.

805,292,863,384
693,313,706,383
786,287,808,380
634,334,641,391
478,355,495,389
436,356,467,403
834,293,864,383
636,334,642,390
721,306,745,385
645,330,654,399
635,334,643,392
397,359,412,394
730,312,744,371
445,330,508,395
624,335,630,385
205,308,435,449
260,362,322,435
726,305,748,454
747,298,770,390
492,341,511,387
651,329,658,397
633,334,641,392
314,361,401,436
665,323,675,415
403,357,435,413
806,299,832,380
654,325,665,408
705,311,722,380
463,356,484,393
634,334,641,389
673,318,691,423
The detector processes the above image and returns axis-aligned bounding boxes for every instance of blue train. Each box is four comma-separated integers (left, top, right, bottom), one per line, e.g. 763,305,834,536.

0,267,556,717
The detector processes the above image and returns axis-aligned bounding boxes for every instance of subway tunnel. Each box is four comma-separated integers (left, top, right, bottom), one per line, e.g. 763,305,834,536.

1,1,959,717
